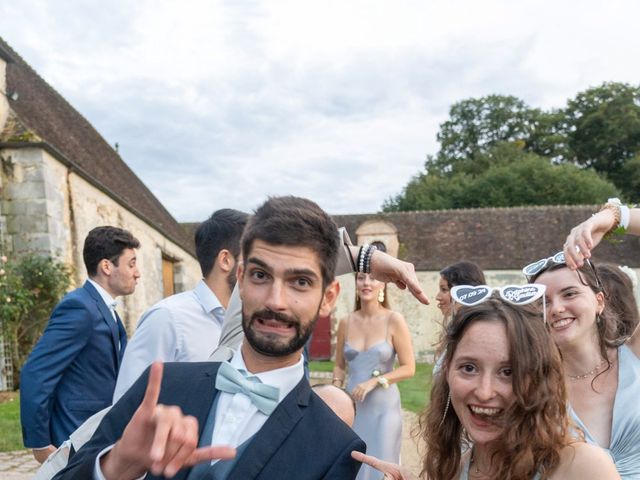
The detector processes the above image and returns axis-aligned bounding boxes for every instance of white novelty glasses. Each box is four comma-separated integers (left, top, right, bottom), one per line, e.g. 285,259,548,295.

451,283,546,309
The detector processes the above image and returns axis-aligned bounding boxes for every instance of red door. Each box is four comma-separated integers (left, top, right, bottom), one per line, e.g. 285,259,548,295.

310,315,331,360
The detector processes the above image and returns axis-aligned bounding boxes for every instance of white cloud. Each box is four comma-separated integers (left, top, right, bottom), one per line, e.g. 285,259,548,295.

1,0,639,220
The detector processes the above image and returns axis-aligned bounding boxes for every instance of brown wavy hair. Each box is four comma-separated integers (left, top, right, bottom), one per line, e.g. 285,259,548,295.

418,295,569,480
532,261,625,385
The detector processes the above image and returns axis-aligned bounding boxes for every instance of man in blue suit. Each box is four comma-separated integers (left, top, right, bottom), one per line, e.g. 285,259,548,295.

20,226,141,463
55,197,366,479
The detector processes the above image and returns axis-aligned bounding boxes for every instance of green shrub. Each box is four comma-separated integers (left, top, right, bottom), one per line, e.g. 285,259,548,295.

0,254,72,388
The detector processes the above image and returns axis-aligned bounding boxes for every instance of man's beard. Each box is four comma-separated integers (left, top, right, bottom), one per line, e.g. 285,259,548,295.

242,307,318,357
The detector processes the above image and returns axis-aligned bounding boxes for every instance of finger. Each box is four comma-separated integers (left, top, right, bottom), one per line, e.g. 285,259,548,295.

186,446,236,466
140,362,164,412
351,450,385,470
401,273,430,305
149,405,180,466
161,416,199,478
563,244,579,270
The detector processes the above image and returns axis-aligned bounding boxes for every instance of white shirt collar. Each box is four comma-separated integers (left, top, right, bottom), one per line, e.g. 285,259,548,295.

88,278,118,310
230,344,304,402
194,279,225,316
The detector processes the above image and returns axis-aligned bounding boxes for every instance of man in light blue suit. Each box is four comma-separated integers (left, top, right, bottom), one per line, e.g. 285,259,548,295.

55,197,366,479
20,226,141,463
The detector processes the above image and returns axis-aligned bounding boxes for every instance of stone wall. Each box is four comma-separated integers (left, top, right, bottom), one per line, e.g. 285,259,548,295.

331,267,640,362
0,146,201,332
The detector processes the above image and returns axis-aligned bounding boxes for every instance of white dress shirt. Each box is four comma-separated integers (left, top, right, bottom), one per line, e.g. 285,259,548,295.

113,280,225,401
87,279,118,322
210,346,304,453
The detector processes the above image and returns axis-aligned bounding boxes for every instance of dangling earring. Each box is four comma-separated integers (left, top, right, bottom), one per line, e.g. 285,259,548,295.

439,391,451,426
378,288,385,303
596,313,602,325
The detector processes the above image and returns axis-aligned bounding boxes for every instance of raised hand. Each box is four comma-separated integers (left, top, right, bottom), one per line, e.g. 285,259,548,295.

563,209,617,269
351,451,415,480
100,362,235,480
370,251,430,305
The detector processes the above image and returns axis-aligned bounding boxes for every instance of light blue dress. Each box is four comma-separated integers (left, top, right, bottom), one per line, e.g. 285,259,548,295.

345,321,402,480
569,344,640,479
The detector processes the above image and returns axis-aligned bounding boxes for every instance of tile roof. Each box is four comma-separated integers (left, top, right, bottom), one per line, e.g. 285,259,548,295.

0,37,194,255
333,205,640,270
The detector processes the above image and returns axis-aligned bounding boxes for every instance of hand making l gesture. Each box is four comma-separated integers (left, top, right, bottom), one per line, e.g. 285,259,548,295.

100,362,236,479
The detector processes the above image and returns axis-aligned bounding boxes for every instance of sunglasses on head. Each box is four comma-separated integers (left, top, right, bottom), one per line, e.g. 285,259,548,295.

451,284,546,307
522,252,566,280
522,251,603,290
451,284,548,325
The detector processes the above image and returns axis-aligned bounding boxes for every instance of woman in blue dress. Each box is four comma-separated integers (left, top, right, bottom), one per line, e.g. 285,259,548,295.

527,202,640,479
333,272,415,480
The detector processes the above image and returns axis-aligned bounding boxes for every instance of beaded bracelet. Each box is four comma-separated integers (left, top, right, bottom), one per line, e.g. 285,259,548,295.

364,245,377,274
357,244,368,273
356,244,378,274
601,198,632,238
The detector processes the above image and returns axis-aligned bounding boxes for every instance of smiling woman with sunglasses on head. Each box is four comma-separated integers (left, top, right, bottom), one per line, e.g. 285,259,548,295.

524,250,640,479
352,288,619,479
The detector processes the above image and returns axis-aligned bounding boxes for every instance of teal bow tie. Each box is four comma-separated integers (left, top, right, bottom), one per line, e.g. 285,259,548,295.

215,362,280,415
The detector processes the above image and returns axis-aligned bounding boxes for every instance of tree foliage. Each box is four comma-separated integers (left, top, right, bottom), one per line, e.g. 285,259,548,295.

386,82,638,211
384,143,619,211
562,82,640,200
0,254,71,388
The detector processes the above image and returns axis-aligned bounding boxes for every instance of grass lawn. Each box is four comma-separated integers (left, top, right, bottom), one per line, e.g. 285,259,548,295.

0,392,23,452
309,361,433,414
0,363,433,452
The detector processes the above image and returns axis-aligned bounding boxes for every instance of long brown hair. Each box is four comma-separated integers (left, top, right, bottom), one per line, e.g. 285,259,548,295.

532,261,623,383
419,296,569,480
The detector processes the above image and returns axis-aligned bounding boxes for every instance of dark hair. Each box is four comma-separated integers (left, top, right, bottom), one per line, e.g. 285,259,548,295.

83,226,140,277
420,295,568,480
241,196,339,287
195,209,249,277
595,264,639,343
440,260,486,288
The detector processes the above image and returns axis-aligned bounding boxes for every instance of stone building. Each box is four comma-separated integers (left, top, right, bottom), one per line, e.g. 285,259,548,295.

0,38,201,387
331,207,640,361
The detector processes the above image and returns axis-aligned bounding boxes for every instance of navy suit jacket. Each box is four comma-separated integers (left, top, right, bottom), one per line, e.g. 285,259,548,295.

20,281,126,448
54,362,365,479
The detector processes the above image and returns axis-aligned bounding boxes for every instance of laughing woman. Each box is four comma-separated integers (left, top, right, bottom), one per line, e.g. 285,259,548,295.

333,272,415,480
354,292,619,479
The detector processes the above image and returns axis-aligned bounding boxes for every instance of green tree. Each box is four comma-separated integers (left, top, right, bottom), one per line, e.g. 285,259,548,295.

429,95,559,175
384,143,619,211
561,82,640,201
0,254,71,387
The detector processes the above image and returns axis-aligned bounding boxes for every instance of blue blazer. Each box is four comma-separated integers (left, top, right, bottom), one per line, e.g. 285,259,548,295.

20,281,126,448
55,362,366,479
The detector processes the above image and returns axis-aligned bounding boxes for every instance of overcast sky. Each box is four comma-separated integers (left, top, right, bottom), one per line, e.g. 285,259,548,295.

1,1,639,221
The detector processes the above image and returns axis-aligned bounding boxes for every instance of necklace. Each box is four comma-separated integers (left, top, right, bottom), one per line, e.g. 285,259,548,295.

469,449,484,477
566,358,609,381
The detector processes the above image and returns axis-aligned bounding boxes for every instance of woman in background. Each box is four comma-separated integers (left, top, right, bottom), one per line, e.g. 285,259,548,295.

436,261,486,325
334,272,415,480
433,261,486,371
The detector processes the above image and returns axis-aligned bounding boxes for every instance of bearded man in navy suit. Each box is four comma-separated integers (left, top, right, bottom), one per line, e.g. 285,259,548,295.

21,226,141,463
55,196,365,480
